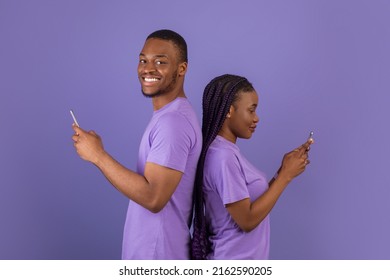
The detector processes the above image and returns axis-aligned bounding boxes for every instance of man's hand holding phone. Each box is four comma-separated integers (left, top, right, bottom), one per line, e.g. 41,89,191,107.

70,109,105,164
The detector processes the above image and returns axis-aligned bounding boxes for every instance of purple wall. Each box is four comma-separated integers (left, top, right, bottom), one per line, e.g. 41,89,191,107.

1,0,389,259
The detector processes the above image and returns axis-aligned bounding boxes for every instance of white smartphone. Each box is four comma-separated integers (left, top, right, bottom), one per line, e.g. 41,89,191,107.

70,109,80,127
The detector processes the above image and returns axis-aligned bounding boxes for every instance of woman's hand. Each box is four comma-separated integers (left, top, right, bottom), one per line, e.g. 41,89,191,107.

278,139,314,182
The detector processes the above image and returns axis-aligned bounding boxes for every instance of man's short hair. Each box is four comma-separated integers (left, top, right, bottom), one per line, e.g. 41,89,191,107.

147,29,188,63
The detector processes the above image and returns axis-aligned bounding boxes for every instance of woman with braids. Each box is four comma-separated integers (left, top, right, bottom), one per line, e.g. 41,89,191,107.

191,74,314,259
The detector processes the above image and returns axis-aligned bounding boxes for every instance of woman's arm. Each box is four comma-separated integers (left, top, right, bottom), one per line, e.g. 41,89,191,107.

226,140,313,232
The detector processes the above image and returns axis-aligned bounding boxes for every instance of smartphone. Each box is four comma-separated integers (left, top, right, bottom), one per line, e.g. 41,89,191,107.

308,131,314,141
70,109,80,127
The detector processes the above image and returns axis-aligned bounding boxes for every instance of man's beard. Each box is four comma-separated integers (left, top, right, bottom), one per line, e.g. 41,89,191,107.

142,71,178,98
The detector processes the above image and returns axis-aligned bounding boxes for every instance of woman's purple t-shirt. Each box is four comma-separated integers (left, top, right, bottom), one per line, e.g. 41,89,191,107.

203,136,270,259
122,97,202,259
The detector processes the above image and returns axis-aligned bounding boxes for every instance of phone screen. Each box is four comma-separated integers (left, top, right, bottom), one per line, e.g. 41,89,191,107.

70,110,80,127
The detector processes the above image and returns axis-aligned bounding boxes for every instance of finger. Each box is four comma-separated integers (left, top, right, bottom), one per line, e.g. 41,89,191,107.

72,124,79,135
302,141,311,150
298,140,313,155
72,124,85,135
297,145,308,157
89,130,98,136
72,134,82,143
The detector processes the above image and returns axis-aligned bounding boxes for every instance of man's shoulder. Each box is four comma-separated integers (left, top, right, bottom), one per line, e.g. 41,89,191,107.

158,99,199,129
151,110,198,142
158,110,191,126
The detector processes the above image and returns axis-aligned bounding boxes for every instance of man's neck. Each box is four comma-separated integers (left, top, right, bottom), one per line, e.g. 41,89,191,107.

152,90,186,111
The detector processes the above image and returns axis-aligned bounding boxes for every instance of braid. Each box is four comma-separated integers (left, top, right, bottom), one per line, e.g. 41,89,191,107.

191,74,254,259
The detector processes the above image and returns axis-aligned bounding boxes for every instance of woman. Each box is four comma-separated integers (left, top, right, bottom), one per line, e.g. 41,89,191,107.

191,74,313,259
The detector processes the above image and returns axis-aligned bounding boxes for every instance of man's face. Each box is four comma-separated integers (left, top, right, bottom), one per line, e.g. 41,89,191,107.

138,38,181,98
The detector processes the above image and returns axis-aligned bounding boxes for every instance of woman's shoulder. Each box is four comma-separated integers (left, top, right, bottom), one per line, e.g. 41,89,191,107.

206,137,240,163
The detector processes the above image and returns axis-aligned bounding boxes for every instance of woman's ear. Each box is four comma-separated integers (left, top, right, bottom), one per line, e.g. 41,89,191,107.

226,105,234,118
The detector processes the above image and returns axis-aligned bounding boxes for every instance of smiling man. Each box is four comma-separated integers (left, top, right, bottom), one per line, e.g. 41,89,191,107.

72,30,202,259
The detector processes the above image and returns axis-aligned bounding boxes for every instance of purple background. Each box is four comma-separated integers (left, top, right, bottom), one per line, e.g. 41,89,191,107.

1,0,389,259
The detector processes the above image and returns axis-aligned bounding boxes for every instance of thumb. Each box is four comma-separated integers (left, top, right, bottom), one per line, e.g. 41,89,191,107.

72,124,86,135
299,139,313,155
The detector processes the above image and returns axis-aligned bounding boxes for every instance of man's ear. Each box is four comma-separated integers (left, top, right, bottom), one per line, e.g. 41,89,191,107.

178,62,188,76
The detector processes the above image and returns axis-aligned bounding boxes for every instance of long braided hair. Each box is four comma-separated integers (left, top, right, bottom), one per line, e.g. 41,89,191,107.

191,74,255,259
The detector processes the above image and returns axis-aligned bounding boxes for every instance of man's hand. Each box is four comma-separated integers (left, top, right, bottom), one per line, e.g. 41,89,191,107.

72,124,105,165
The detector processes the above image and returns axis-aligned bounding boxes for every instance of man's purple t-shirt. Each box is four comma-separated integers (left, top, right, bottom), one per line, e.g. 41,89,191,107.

122,97,202,259
203,136,270,259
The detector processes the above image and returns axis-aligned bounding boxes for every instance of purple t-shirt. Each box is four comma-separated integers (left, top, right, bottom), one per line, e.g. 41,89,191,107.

122,97,202,259
203,136,270,260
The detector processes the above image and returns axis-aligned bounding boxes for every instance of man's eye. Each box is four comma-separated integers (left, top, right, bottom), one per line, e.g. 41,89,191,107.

139,59,146,64
156,61,166,65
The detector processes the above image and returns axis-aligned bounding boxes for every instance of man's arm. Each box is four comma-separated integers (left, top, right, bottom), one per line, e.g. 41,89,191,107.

72,125,182,213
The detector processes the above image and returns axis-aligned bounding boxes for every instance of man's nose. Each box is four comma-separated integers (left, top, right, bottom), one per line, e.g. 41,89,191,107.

141,61,156,73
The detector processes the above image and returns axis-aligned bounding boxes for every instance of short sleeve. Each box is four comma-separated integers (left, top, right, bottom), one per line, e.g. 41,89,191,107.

147,112,194,172
206,150,250,205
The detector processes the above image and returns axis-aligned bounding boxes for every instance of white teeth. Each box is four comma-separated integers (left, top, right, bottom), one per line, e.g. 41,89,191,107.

144,77,159,82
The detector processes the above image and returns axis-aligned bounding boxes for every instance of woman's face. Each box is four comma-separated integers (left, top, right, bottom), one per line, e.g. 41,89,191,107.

227,90,260,140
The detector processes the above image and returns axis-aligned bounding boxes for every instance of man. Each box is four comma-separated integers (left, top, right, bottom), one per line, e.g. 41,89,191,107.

72,30,202,259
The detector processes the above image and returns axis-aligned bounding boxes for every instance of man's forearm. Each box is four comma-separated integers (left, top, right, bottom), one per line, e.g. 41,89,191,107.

93,151,156,209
